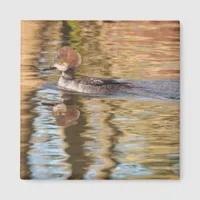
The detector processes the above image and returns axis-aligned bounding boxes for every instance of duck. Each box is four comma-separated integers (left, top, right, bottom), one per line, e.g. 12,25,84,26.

44,46,132,94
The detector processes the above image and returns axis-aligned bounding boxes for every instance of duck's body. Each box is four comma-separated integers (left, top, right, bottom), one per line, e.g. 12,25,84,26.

58,75,132,94
43,46,179,99
45,47,133,94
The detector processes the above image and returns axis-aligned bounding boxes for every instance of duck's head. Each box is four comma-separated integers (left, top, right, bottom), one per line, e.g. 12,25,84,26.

45,46,82,72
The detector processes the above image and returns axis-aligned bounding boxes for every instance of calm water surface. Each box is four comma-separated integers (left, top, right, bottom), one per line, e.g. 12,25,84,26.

21,21,180,179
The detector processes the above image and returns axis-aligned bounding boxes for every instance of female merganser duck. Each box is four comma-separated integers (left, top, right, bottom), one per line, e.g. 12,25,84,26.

43,46,179,99
44,46,132,94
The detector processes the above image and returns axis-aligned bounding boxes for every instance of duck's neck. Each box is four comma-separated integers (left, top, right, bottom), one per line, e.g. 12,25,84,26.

62,68,75,80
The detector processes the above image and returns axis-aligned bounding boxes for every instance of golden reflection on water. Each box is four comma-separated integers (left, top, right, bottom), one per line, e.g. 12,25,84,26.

21,20,180,179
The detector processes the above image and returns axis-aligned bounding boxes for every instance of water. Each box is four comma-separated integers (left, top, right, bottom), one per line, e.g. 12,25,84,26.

21,21,180,179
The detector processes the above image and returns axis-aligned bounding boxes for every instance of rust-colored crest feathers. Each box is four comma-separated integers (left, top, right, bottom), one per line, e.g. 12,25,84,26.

55,46,82,67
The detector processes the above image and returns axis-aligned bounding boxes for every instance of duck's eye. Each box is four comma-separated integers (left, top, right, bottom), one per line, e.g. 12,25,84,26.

57,61,63,65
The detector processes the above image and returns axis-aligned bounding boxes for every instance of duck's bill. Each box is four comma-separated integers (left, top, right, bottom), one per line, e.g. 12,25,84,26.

42,65,56,71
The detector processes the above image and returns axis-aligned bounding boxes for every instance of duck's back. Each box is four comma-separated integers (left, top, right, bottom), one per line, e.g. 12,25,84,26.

58,76,131,94
58,76,180,99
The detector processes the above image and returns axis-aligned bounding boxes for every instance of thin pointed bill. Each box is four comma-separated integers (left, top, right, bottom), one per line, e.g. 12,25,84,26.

42,65,56,71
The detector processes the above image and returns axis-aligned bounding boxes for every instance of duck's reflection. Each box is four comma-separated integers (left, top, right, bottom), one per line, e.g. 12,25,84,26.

53,92,92,179
53,96,80,127
52,92,120,179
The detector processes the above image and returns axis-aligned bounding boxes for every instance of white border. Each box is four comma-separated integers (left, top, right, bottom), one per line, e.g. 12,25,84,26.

0,0,199,199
